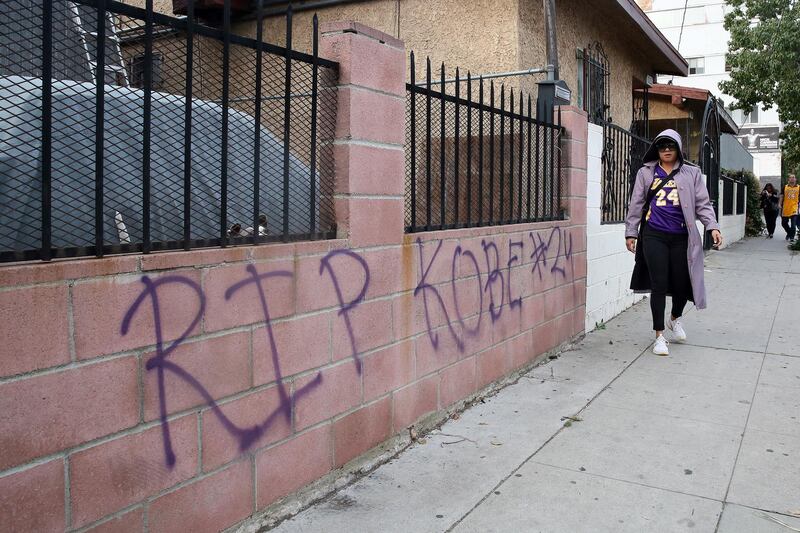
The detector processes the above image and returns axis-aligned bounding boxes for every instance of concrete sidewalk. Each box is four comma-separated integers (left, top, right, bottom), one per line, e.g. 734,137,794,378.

264,233,800,533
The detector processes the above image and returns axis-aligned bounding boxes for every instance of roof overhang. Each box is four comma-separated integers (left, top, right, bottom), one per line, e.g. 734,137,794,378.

650,84,711,101
716,104,739,136
649,84,739,134
609,0,688,76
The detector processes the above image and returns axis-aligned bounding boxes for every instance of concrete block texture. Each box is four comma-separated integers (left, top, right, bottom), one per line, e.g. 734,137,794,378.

334,87,406,146
0,284,70,377
587,122,604,158
147,460,253,533
69,415,199,528
0,229,587,529
0,460,65,533
0,357,140,471
320,30,405,95
255,424,333,509
0,21,591,533
586,168,602,208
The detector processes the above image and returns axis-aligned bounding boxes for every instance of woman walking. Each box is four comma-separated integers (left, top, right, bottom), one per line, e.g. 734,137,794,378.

625,130,722,356
761,183,780,238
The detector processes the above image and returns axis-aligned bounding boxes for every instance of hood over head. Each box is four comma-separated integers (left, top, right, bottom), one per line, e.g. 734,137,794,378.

642,129,684,164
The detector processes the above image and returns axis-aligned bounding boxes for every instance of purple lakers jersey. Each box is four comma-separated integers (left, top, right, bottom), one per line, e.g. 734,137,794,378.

647,166,687,234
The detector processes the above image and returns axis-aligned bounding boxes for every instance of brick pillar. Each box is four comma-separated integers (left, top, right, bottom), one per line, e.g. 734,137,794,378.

557,106,588,226
557,105,589,337
320,22,406,248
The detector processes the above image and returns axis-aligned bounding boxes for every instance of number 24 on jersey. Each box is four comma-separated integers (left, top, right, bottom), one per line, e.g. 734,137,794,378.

655,189,680,207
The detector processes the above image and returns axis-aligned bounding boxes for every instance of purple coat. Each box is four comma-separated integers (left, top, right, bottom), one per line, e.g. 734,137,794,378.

625,129,720,309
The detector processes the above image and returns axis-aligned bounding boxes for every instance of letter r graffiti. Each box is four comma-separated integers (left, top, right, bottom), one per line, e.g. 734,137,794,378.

121,275,205,467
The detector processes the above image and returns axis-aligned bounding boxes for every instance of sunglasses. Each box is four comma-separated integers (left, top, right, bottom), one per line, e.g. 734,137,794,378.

656,143,678,151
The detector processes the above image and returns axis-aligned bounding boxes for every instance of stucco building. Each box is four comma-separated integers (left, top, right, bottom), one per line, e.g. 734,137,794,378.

125,0,687,134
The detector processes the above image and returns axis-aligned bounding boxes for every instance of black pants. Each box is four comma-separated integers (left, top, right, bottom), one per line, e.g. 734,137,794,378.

642,225,691,331
764,209,778,236
781,214,798,240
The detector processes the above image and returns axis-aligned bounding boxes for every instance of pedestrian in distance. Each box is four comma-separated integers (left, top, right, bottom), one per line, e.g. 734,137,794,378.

625,129,722,356
761,183,780,238
779,174,799,241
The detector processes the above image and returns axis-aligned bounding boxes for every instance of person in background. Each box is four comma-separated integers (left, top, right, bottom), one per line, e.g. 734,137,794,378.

761,183,780,238
780,174,799,241
625,129,722,357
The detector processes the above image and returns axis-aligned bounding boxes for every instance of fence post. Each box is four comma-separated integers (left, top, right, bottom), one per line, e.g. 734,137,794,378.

556,106,588,227
556,105,589,336
320,22,406,247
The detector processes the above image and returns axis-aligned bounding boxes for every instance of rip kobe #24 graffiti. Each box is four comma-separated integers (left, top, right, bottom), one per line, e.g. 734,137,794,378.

121,227,575,467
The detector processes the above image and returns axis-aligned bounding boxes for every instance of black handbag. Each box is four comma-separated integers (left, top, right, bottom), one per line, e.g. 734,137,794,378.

630,174,668,292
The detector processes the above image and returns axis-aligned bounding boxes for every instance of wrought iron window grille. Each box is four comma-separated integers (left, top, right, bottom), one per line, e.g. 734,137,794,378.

579,42,610,126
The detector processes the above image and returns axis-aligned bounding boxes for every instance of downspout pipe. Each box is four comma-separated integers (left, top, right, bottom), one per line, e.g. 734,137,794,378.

536,0,570,121
543,0,559,80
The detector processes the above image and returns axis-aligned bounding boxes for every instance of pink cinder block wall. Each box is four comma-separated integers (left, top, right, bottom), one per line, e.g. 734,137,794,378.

0,22,588,533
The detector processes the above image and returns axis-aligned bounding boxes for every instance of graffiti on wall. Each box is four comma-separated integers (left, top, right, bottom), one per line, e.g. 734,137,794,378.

121,228,576,467
414,226,574,351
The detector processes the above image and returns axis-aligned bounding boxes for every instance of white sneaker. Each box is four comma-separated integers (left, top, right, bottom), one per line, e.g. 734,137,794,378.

653,334,669,356
667,317,687,342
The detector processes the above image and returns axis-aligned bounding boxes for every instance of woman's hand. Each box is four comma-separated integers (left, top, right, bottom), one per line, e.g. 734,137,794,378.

626,237,637,253
711,230,723,249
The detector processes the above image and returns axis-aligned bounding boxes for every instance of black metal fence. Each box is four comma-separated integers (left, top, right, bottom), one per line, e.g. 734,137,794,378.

722,176,735,216
601,121,649,223
736,181,745,215
0,0,338,262
405,55,564,233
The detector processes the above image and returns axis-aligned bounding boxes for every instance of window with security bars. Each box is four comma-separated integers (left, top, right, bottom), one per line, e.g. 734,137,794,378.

0,0,338,262
630,86,649,139
579,43,610,125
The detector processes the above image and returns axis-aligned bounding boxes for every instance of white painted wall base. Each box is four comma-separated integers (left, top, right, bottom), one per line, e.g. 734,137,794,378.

719,214,746,246
585,124,645,332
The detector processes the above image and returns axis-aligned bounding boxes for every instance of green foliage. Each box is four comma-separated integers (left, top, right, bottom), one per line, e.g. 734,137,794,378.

720,0,800,173
723,168,764,236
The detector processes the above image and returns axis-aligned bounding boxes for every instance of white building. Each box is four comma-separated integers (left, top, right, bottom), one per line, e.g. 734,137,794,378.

636,0,783,186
